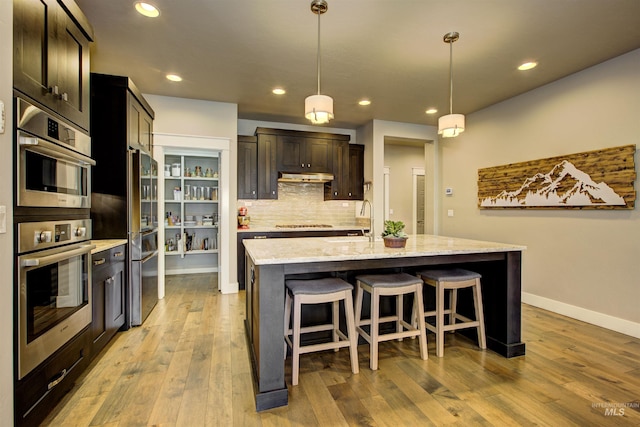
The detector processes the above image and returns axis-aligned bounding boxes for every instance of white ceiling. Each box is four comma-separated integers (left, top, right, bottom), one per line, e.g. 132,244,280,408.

76,0,640,130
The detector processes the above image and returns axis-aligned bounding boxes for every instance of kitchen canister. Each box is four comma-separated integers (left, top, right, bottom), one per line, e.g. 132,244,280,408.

164,164,171,177
171,163,181,177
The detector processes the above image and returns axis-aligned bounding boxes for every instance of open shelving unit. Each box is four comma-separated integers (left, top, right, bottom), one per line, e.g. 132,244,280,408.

163,152,220,274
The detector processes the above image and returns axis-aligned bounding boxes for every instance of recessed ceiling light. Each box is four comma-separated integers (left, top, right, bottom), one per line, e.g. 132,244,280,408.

518,61,538,71
272,88,286,95
358,99,371,106
166,74,182,82
135,2,159,17
425,108,438,114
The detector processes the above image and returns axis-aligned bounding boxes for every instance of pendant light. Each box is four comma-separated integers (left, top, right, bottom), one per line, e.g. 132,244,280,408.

305,0,334,125
438,31,465,138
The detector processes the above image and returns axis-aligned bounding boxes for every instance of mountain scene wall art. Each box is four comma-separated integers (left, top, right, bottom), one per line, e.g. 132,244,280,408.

478,145,636,209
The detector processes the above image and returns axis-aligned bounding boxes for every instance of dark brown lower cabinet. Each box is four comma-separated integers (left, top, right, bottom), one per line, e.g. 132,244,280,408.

14,327,91,427
14,244,126,426
90,245,126,357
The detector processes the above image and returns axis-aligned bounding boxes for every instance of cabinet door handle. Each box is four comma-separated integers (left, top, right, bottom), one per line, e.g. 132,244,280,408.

114,251,124,257
254,235,267,239
307,163,311,168
93,258,106,266
48,368,68,390
61,92,68,102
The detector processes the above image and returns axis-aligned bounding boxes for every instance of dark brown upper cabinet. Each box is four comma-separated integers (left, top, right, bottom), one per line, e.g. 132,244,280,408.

128,92,154,153
243,128,361,201
238,135,258,199
348,144,365,200
324,142,364,200
14,0,93,131
256,132,278,199
277,134,333,173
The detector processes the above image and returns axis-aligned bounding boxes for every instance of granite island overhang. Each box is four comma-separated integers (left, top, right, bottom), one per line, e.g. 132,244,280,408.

243,234,527,411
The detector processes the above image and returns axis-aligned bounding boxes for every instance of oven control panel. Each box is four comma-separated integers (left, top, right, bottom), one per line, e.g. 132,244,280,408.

18,219,92,254
55,223,70,242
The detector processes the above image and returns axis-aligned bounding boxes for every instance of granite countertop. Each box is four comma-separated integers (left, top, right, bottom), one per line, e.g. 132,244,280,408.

243,234,526,265
91,239,127,254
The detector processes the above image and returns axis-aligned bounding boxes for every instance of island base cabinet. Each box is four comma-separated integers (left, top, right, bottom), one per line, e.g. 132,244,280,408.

14,327,91,427
245,259,289,411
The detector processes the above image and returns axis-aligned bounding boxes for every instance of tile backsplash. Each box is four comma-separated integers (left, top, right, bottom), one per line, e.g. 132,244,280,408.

237,182,361,227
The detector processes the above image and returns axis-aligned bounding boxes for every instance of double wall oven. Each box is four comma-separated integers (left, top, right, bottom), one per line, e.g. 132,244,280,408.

14,96,95,380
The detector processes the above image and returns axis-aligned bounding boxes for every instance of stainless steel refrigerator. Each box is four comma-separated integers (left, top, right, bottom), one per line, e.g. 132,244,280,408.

129,150,159,326
91,148,158,327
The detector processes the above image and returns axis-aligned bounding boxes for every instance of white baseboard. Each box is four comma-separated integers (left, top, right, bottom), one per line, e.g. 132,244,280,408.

522,292,640,339
221,282,239,295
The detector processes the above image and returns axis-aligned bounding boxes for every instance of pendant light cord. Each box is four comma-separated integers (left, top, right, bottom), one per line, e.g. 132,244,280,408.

448,39,453,115
316,11,321,95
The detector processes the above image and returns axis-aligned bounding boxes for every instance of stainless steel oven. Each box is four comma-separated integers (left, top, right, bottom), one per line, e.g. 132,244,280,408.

16,219,95,379
16,97,95,209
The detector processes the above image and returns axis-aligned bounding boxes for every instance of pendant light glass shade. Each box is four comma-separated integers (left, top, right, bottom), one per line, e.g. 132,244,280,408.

438,31,465,138
438,114,465,138
305,94,334,124
305,0,333,125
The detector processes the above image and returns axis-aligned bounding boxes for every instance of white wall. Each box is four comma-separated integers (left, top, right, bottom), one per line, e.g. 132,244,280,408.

0,1,14,421
145,95,238,141
440,49,640,337
144,95,239,289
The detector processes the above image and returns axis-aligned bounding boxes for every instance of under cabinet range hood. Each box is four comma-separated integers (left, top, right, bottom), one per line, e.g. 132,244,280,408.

278,172,334,183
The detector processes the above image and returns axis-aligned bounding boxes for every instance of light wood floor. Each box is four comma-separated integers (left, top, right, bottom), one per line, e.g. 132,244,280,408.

42,274,640,426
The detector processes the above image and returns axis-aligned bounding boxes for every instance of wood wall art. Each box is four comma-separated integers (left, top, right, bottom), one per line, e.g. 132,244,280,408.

478,145,636,209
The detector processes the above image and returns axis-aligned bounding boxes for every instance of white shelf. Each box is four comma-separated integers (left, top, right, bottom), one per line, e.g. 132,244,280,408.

166,175,219,181
166,249,219,256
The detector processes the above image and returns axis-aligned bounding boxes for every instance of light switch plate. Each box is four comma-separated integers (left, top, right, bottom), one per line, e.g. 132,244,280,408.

0,101,5,134
0,206,6,233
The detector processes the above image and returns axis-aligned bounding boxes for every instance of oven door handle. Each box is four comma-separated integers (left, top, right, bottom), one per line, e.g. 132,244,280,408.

21,244,97,268
19,134,96,166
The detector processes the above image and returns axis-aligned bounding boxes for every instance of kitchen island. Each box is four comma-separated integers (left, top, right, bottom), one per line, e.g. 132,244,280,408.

243,234,526,411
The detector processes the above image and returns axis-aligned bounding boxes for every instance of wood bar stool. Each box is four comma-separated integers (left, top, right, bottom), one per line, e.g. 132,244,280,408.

416,268,486,357
354,273,428,370
284,277,359,386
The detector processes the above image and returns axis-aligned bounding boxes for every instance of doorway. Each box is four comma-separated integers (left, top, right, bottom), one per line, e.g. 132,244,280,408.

413,170,425,234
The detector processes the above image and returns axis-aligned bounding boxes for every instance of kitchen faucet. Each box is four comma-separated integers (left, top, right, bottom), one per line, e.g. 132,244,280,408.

360,199,374,242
